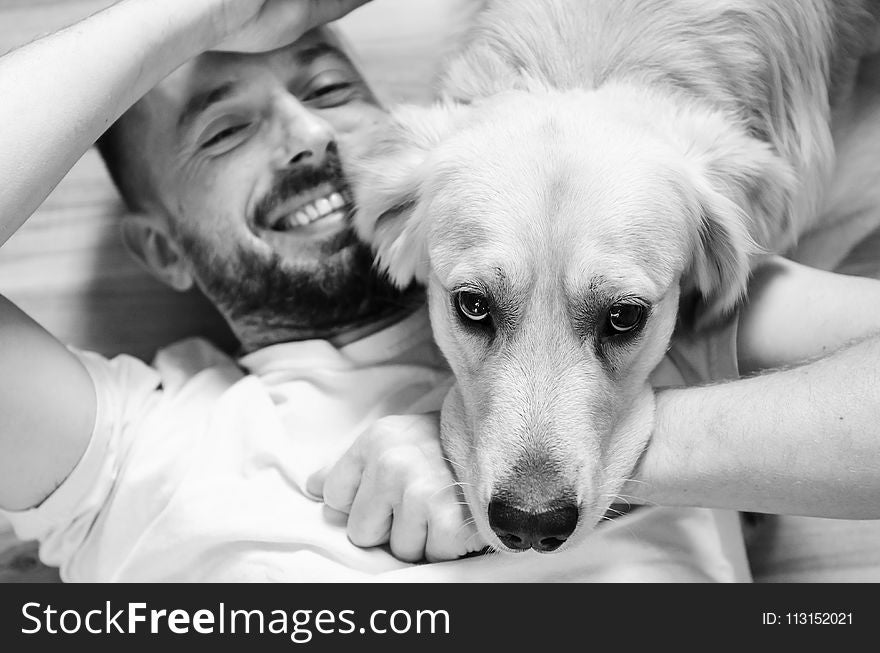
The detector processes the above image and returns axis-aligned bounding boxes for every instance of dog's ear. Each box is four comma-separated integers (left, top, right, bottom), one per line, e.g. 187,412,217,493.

350,102,469,288
679,115,796,324
686,181,761,325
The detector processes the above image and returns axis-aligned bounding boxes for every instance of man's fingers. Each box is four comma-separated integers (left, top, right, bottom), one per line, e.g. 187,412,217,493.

421,484,485,562
345,447,421,547
321,446,366,513
213,0,372,53
346,476,393,548
303,0,373,30
425,507,486,562
305,465,329,499
388,492,429,563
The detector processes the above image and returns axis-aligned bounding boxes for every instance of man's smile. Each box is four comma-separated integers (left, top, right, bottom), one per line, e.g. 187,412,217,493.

259,181,350,232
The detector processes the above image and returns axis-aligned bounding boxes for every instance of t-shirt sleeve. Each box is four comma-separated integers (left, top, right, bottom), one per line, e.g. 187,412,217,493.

0,349,161,573
649,312,740,389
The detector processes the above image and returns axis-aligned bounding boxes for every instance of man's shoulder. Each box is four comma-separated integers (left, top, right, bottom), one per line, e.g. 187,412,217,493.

69,337,244,409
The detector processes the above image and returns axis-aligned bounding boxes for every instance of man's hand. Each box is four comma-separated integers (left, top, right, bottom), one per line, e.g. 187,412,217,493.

307,413,487,563
210,0,371,52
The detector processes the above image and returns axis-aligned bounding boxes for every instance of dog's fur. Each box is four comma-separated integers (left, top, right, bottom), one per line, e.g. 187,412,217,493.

350,0,880,552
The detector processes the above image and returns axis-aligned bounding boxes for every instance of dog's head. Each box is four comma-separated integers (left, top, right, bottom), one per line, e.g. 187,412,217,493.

350,85,793,552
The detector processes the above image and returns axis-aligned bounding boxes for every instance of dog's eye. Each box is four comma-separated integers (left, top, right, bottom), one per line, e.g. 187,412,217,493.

606,302,644,334
455,290,491,322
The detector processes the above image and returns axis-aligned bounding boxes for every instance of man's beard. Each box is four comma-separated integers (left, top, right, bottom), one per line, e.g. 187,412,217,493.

177,148,420,346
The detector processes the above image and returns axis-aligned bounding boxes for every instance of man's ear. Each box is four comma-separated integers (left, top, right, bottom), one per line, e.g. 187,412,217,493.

120,214,194,292
349,101,469,288
678,111,796,323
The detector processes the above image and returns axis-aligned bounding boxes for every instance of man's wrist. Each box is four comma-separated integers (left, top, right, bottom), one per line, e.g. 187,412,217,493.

113,0,232,60
184,0,258,51
621,388,689,506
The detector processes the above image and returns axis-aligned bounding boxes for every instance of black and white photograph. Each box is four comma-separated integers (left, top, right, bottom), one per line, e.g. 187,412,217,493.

0,0,878,643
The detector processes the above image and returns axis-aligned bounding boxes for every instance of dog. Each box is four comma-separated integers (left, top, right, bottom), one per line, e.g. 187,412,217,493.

349,0,880,553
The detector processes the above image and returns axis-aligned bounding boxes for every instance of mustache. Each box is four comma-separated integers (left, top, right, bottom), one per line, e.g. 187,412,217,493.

252,143,350,227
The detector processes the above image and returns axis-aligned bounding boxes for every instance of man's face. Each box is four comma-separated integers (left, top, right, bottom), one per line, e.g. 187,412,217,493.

137,29,411,348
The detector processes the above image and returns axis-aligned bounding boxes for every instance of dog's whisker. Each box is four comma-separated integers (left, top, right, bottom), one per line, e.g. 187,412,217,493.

455,518,479,536
615,497,645,509
464,532,488,553
610,492,659,508
429,482,471,500
620,478,650,487
453,521,474,540
600,493,633,510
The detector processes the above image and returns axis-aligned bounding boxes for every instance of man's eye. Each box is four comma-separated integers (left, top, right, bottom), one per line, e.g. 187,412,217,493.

455,290,492,323
200,124,249,149
304,81,357,107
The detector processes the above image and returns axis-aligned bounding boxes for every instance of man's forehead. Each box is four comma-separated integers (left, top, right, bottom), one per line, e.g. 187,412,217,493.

147,27,353,105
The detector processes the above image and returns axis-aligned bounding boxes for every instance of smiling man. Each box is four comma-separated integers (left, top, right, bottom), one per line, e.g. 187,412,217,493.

0,0,487,580
100,29,411,350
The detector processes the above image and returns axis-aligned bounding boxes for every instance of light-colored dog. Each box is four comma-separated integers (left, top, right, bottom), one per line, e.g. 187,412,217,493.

350,0,880,553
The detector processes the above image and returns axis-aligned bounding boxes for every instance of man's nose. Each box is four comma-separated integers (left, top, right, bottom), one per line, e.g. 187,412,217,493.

273,93,335,168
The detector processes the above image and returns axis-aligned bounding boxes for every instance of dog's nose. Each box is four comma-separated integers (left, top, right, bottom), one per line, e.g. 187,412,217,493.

488,496,579,552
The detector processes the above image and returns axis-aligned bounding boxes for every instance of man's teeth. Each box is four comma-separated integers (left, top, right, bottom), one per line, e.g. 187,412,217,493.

272,192,347,231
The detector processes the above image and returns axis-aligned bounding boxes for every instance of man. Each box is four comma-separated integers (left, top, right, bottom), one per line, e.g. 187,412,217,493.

1,0,879,582
1,0,491,579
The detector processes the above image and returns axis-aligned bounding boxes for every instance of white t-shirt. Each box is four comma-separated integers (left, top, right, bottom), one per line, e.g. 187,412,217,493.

1,308,750,582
